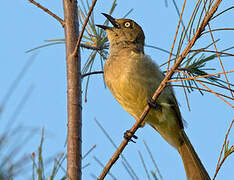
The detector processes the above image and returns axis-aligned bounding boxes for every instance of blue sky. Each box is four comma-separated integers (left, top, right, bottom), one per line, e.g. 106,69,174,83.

1,0,233,180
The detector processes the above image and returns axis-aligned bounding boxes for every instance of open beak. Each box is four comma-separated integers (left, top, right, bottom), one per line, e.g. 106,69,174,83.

96,13,119,30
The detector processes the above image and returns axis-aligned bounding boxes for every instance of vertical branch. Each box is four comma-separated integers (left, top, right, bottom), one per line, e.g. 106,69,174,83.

63,0,82,179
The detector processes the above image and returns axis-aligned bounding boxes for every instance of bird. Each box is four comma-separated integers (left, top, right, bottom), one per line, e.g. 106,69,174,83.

96,13,210,180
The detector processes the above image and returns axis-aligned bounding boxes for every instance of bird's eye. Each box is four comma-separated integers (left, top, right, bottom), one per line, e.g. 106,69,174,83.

124,22,131,28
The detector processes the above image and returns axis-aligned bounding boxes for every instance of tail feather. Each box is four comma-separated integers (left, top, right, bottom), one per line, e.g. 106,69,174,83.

178,130,210,180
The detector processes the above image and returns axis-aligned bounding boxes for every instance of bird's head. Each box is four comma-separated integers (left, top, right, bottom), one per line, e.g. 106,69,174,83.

97,13,145,53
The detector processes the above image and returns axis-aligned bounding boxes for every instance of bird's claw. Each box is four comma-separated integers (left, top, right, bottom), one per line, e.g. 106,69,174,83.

148,98,161,110
124,130,138,143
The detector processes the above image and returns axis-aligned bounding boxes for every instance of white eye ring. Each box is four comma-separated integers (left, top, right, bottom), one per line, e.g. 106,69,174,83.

124,22,131,28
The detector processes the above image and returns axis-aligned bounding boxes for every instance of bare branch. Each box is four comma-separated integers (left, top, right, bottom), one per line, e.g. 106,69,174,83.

211,6,234,20
168,84,233,100
168,70,234,83
82,71,103,78
177,70,233,107
167,0,187,72
201,28,234,35
28,0,64,27
72,0,98,57
191,49,234,56
207,23,233,97
201,0,233,97
82,145,96,160
81,43,106,51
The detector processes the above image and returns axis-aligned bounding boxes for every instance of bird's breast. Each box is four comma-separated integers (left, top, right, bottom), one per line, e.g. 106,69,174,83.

104,50,184,148
104,52,162,120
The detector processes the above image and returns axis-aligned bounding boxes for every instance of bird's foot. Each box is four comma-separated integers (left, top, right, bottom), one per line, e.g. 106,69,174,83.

139,121,146,128
148,98,161,110
124,130,138,143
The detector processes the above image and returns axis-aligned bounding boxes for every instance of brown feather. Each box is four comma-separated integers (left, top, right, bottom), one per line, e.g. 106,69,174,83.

178,130,211,180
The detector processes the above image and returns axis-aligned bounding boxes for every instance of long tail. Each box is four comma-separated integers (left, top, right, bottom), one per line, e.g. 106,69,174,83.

178,130,210,180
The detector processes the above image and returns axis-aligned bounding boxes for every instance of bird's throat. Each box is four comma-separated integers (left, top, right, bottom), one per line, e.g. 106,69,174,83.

110,40,144,55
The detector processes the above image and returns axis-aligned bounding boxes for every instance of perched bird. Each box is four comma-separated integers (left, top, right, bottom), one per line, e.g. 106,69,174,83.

97,13,210,180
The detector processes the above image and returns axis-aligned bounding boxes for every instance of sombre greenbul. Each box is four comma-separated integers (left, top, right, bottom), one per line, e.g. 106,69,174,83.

97,13,210,180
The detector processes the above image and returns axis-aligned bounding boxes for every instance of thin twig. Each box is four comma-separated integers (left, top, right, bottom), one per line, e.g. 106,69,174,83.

26,42,106,53
191,49,234,56
98,1,223,179
213,148,233,180
79,7,94,38
121,161,136,180
28,0,64,27
160,57,176,67
196,79,234,90
94,118,139,180
213,119,234,180
81,43,107,50
138,151,150,180
211,6,234,20
177,70,233,107
171,77,234,91
143,140,163,180
82,145,96,160
201,28,234,35
54,153,67,176
171,75,234,93
168,70,234,83
179,73,191,111
93,156,117,180
207,23,233,97
167,0,187,73
82,163,91,169
188,0,202,41
82,71,103,78
168,84,233,100
145,44,176,56
172,0,188,40
201,0,233,98
72,0,98,57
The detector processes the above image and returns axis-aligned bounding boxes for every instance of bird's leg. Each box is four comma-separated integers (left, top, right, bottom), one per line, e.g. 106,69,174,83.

148,98,161,110
124,130,138,143
139,121,146,127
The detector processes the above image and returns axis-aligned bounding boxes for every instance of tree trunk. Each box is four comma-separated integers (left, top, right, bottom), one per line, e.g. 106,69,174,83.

63,0,82,179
